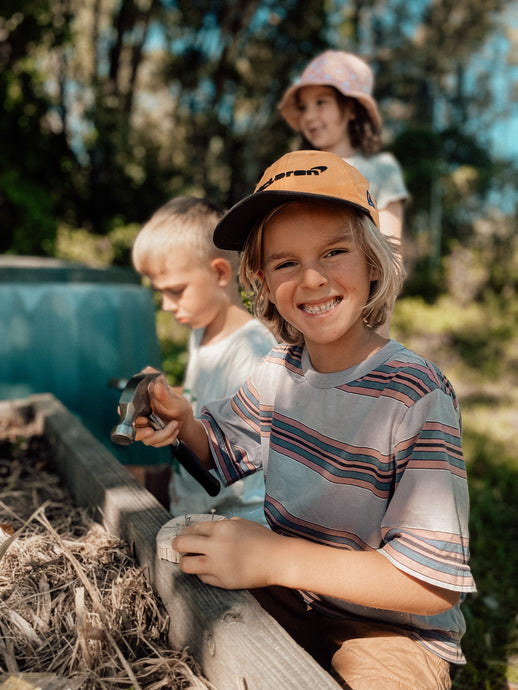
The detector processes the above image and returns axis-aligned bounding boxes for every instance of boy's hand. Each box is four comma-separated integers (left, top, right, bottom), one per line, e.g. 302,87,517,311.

134,375,191,447
172,518,285,590
135,416,180,447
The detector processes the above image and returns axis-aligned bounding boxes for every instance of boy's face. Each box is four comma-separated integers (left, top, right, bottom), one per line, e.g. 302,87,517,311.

149,248,224,330
261,201,377,372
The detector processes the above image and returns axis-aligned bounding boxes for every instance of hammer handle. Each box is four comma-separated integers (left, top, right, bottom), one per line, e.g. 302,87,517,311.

172,440,221,497
148,413,221,497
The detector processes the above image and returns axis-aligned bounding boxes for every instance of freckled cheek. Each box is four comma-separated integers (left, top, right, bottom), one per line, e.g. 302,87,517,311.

269,280,299,311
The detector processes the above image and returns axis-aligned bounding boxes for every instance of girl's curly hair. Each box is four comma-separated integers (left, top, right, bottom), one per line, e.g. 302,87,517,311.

298,91,381,156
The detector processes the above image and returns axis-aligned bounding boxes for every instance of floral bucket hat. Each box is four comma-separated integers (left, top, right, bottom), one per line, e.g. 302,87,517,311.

278,50,382,131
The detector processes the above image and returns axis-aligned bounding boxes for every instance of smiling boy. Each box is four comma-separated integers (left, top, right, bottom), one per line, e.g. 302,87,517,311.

135,153,475,689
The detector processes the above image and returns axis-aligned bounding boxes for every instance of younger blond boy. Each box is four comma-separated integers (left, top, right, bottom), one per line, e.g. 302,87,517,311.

132,196,276,522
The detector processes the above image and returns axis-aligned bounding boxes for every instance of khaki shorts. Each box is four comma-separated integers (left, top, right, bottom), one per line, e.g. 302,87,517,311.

252,586,452,690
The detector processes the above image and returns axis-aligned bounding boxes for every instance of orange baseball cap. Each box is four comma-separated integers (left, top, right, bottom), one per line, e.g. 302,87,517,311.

213,150,379,251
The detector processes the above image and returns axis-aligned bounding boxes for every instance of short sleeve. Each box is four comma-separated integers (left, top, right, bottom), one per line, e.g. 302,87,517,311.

347,152,409,210
379,389,476,593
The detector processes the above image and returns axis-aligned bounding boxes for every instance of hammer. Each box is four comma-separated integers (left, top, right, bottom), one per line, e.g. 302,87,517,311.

111,372,220,497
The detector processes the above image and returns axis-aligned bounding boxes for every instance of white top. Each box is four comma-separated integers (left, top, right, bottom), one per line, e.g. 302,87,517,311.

346,151,409,210
169,319,276,522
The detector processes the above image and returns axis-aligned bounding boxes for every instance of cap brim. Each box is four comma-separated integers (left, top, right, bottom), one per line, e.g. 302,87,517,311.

213,190,371,251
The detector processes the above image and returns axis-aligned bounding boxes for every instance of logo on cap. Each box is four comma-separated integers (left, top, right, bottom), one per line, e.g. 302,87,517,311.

257,165,328,193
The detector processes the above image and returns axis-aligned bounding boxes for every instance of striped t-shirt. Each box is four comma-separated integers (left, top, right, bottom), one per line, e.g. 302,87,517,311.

200,339,476,664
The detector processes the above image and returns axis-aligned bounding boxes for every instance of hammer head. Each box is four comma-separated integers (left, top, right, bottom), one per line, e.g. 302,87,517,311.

111,372,161,445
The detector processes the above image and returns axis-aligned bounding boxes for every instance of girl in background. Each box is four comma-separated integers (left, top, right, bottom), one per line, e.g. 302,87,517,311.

278,50,408,247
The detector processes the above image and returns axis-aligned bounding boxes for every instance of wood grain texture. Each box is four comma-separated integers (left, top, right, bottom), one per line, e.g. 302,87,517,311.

157,514,226,563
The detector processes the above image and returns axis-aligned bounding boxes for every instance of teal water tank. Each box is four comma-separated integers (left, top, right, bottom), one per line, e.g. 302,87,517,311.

0,256,168,467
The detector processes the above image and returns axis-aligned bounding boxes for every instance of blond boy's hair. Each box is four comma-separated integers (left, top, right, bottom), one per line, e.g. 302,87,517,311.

132,196,239,276
239,202,405,346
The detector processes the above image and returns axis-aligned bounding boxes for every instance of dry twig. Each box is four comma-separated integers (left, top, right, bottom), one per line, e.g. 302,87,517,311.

0,433,215,689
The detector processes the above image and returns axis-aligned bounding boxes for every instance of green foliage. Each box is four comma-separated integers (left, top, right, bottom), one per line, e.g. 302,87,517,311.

401,257,446,302
2,3,517,684
392,284,518,690
156,0,329,206
154,311,189,386
0,1,81,254
2,0,517,265
160,334,189,386
106,223,143,267
392,125,499,258
451,442,518,689
391,127,444,209
0,170,57,255
54,223,142,267
54,225,112,266
402,204,518,301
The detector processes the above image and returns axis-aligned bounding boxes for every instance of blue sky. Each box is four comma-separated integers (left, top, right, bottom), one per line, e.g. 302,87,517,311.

468,5,518,163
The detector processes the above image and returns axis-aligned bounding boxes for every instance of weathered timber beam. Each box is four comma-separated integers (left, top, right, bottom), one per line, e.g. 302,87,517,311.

1,394,341,690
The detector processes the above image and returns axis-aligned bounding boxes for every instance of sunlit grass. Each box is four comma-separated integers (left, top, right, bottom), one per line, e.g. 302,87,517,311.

393,295,518,689
155,309,189,386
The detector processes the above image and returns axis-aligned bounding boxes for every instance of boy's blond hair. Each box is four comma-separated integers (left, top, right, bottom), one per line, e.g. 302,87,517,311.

239,202,405,346
132,196,239,277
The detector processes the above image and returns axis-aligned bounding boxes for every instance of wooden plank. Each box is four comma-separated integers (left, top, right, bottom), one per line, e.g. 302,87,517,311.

3,395,341,690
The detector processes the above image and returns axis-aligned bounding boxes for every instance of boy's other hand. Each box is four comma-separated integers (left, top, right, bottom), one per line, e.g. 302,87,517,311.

149,374,188,416
135,416,180,447
172,518,284,590
134,374,190,447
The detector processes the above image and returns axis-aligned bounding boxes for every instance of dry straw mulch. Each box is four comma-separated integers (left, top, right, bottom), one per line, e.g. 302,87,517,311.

0,422,215,690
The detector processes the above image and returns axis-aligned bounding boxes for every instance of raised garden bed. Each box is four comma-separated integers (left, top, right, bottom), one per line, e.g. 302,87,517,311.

0,394,341,690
